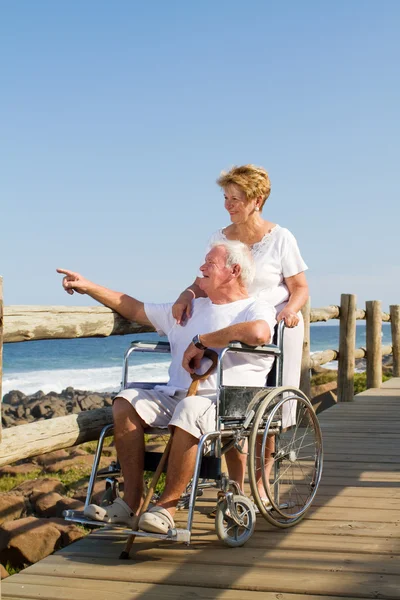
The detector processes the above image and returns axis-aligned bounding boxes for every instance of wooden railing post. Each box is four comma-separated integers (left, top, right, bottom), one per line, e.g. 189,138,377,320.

390,305,400,377
366,300,382,389
300,297,311,398
337,294,356,402
0,276,3,442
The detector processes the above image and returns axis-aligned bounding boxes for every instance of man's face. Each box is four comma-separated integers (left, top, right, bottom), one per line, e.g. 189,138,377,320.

199,246,233,293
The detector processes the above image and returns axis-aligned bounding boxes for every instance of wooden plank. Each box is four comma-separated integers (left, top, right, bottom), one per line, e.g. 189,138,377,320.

74,529,400,554
18,554,400,599
1,575,374,600
58,542,400,575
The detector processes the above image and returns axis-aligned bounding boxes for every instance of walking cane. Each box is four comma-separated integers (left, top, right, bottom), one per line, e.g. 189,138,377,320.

120,348,219,559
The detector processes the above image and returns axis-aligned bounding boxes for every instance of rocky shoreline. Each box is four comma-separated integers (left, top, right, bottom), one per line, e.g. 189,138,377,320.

0,387,118,577
2,387,114,429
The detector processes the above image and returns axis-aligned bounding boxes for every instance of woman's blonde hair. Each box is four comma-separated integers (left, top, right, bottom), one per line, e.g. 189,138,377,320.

216,164,271,210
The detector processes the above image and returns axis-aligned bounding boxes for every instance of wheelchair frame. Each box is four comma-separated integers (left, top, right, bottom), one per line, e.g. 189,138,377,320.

64,322,323,548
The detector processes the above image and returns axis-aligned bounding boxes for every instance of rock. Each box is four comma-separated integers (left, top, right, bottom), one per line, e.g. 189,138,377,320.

70,447,88,457
47,517,87,545
2,415,16,428
44,454,97,473
0,516,62,566
0,463,38,476
30,402,48,419
0,563,9,579
32,492,65,517
36,450,69,467
62,387,75,399
0,494,28,524
79,394,105,411
16,405,25,419
2,391,26,406
55,496,85,517
12,478,66,498
72,480,107,504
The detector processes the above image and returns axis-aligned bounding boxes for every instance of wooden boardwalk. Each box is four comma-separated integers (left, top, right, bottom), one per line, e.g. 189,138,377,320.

2,378,400,600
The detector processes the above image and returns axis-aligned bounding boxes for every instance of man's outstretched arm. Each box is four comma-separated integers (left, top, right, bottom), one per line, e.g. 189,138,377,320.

56,268,152,326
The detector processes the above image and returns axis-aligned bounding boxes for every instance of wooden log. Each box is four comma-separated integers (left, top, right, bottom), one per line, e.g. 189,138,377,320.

0,276,3,442
366,300,382,389
310,345,392,369
0,407,113,467
390,305,400,377
310,349,338,369
310,306,339,322
300,298,311,397
2,303,393,344
3,306,154,343
337,294,356,402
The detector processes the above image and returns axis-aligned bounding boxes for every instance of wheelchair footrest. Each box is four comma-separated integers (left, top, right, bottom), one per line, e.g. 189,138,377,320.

63,510,190,542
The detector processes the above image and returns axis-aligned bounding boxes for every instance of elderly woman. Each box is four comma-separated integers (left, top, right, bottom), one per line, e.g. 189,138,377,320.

173,164,309,389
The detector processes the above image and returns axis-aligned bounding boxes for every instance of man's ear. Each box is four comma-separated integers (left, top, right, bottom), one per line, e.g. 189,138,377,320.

232,263,241,278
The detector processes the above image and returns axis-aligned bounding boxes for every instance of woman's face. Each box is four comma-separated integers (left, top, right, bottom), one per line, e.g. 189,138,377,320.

224,184,257,224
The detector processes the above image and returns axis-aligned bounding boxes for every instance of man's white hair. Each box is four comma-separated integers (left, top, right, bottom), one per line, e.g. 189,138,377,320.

210,240,255,288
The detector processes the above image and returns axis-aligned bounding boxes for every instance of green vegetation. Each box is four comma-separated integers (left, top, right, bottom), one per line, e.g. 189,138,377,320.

0,470,42,494
5,561,21,576
311,370,392,395
311,371,338,386
81,438,114,454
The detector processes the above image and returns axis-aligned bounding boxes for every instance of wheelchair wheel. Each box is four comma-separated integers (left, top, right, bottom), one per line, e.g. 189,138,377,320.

215,495,256,547
248,386,323,528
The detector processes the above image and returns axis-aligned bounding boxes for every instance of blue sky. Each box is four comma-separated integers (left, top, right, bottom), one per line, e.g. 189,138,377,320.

1,1,398,312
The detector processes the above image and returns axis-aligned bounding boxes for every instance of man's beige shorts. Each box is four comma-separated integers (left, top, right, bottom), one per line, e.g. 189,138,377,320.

114,388,217,439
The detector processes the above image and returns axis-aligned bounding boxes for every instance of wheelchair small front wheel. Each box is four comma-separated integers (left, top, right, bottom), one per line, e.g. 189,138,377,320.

215,495,255,547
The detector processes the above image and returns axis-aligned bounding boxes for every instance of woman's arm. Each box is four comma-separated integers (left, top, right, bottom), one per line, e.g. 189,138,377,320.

277,272,309,327
172,277,207,324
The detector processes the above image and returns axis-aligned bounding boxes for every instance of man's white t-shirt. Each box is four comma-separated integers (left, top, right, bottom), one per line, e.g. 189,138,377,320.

144,297,276,396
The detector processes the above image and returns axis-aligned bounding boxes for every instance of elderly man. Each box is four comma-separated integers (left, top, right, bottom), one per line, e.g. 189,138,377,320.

57,240,276,534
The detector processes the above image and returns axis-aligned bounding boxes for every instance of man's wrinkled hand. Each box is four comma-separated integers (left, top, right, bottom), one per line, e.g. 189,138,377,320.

182,342,204,374
56,268,91,295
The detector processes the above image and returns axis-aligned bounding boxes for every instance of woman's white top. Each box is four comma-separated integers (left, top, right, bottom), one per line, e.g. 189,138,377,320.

206,225,308,308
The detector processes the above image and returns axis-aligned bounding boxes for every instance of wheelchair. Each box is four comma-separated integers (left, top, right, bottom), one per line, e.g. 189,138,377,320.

64,322,323,548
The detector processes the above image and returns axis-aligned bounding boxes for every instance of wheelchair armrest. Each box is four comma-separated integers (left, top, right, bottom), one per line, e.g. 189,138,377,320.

129,341,171,353
226,341,281,357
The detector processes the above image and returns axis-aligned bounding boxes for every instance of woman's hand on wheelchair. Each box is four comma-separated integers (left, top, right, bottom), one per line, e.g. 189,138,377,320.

172,290,194,325
277,307,299,328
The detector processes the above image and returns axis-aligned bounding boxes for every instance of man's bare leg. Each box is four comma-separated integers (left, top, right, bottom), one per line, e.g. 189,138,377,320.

225,446,246,492
256,435,275,498
112,397,147,514
156,426,198,517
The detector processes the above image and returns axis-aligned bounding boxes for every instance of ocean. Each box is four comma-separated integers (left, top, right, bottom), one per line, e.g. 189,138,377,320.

2,324,392,399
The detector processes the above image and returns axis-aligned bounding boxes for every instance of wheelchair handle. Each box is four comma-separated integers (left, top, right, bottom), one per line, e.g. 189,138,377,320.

187,349,219,396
